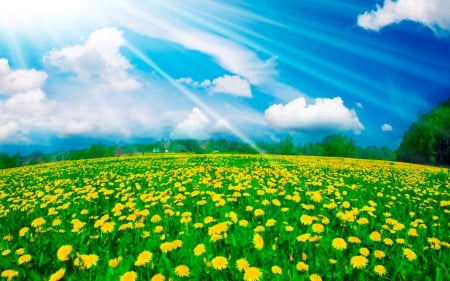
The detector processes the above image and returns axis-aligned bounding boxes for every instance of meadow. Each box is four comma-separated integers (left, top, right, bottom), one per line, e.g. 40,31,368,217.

0,154,448,281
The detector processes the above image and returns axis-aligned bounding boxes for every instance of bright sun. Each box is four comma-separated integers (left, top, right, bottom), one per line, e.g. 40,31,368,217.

0,0,89,30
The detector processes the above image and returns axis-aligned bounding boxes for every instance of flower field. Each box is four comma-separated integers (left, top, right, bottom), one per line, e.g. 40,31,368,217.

0,154,449,281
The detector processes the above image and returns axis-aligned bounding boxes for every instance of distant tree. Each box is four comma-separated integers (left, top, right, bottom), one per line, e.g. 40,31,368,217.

279,134,295,155
321,134,356,157
397,98,450,165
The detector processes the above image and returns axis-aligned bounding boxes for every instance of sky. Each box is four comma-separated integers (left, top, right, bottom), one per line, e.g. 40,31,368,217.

0,0,449,155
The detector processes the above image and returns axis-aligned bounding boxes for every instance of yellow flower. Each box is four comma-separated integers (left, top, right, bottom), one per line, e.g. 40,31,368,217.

77,254,99,269
383,238,393,246
359,247,370,257
403,248,417,262
285,225,294,232
57,245,72,261
297,233,311,242
193,244,206,256
174,265,190,277
396,238,405,245
312,223,324,233
3,235,13,242
329,259,337,264
31,217,46,227
101,222,115,233
374,250,385,259
120,271,137,281
239,220,249,227
15,248,24,255
109,256,122,268
18,254,32,265
243,267,262,281
151,273,165,281
300,215,314,225
254,209,265,217
211,256,228,270
347,236,361,244
135,250,153,266
310,274,322,281
49,268,65,281
265,219,276,227
408,228,418,237
1,249,11,256
1,269,18,280
236,258,250,272
19,227,29,237
253,233,264,250
369,231,382,242
271,265,282,275
374,265,387,276
350,255,368,269
331,238,347,250
296,261,309,272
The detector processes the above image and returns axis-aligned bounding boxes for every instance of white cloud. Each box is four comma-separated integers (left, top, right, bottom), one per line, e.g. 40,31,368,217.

63,120,100,135
211,118,232,134
356,102,364,109
0,121,20,142
265,97,364,134
177,75,251,97
44,27,141,92
357,0,450,35
211,75,251,97
381,123,393,131
170,107,210,139
0,59,48,95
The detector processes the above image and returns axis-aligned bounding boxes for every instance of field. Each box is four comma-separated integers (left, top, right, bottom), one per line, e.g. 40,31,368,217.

0,154,449,281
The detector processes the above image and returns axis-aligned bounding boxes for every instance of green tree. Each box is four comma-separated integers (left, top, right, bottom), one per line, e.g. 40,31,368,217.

321,134,356,157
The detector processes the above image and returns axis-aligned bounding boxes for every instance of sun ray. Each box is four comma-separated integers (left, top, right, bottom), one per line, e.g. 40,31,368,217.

125,43,263,154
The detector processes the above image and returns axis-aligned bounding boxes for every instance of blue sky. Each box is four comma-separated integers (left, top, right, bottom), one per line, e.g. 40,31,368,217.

0,0,449,154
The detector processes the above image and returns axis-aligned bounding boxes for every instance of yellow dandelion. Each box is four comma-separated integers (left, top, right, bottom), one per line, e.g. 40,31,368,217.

374,265,387,276
236,258,250,272
2,249,11,256
15,248,24,255
271,265,282,275
300,215,314,225
310,273,322,281
297,233,311,242
239,219,249,227
383,238,393,246
151,273,165,281
1,269,18,280
100,222,115,233
211,256,228,270
49,268,65,281
369,231,382,242
347,236,361,244
31,217,46,228
329,259,337,264
19,227,29,237
359,247,370,257
193,244,206,256
253,233,264,250
296,261,309,272
18,254,32,265
396,238,405,245
408,228,418,237
403,248,417,262
254,209,265,217
174,265,190,277
265,219,276,227
120,271,137,281
57,245,72,261
374,250,386,259
135,250,153,267
108,256,122,268
312,223,324,233
350,255,368,269
332,238,347,250
243,267,262,281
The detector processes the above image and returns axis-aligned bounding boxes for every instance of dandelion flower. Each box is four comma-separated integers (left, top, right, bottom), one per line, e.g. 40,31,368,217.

296,261,309,272
120,271,137,281
57,245,72,261
1,249,11,256
243,267,262,281
134,250,152,266
101,222,115,233
297,233,311,242
109,256,122,268
151,273,165,281
271,265,282,275
374,250,385,259
19,227,29,237
347,236,361,244
332,238,347,250
18,254,32,265
265,219,276,227
15,248,24,255
236,258,250,272
193,244,206,256
369,231,382,242
211,256,228,270
403,248,417,262
374,265,387,276
350,255,368,269
31,217,46,228
253,233,264,250
310,274,322,281
49,268,65,281
312,223,324,233
1,269,18,280
383,238,393,246
359,247,370,257
174,265,190,277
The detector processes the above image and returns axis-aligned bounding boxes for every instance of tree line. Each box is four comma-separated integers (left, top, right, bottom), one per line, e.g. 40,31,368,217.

0,134,396,169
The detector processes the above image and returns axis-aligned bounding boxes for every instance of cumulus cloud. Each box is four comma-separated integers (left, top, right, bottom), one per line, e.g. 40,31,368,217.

170,108,210,139
265,97,364,134
177,75,251,97
44,27,141,92
357,0,450,35
0,59,48,95
381,123,393,131
211,118,233,134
